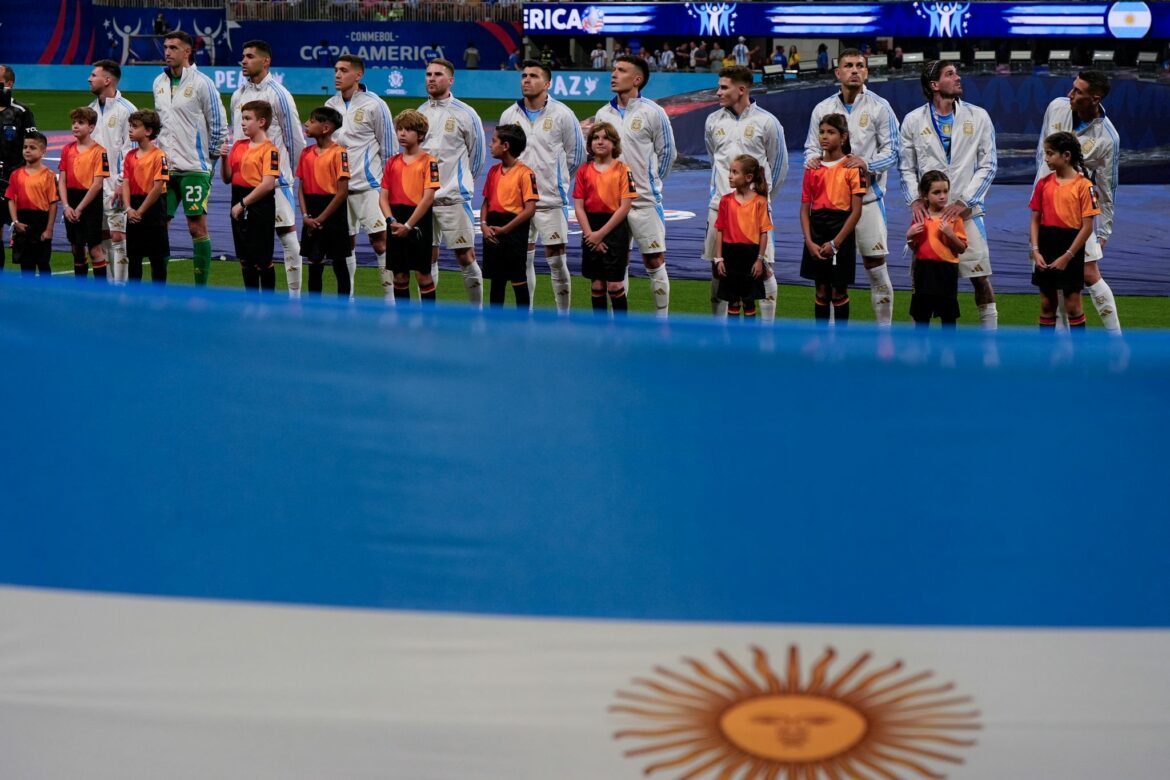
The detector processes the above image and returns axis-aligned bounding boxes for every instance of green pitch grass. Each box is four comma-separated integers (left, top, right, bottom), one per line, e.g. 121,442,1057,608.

20,90,599,130
8,252,1168,328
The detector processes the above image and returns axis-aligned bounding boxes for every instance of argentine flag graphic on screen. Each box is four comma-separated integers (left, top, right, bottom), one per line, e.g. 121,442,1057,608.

1108,1,1152,37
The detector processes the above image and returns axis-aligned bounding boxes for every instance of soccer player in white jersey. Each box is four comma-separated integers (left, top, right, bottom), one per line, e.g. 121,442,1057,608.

499,60,585,313
326,55,397,298
87,59,136,284
228,40,306,297
153,30,228,286
702,66,787,321
1035,70,1122,332
732,37,751,67
900,60,998,329
804,49,901,325
419,58,487,305
594,55,677,317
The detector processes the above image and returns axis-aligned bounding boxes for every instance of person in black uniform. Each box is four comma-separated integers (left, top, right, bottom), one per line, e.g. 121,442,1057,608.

0,65,39,271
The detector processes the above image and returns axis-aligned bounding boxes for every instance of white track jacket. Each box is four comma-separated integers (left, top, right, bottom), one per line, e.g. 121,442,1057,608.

153,64,228,174
419,95,487,208
899,100,997,216
1034,97,1120,242
498,97,585,212
232,74,305,189
594,95,676,210
88,90,136,199
704,101,787,212
804,87,900,205
326,88,396,193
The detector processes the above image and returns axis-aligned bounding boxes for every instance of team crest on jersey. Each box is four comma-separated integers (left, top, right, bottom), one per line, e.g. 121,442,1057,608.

183,86,193,98
744,125,755,139
542,118,553,131
354,109,365,123
445,118,456,133
631,116,643,131
859,112,870,128
1081,138,1096,154
108,116,117,128
963,120,974,136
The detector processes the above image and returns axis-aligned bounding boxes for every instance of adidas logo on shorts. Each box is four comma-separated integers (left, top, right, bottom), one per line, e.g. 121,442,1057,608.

549,232,561,241
649,241,661,250
456,235,468,244
871,242,884,252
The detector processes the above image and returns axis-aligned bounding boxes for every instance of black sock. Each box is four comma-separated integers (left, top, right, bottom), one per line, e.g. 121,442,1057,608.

815,297,830,320
93,264,108,279
260,266,276,291
332,257,350,296
513,281,530,308
150,255,167,284
308,261,324,293
393,284,410,300
743,299,757,319
74,262,88,277
128,257,143,281
242,265,260,290
489,278,506,307
610,290,627,314
591,291,607,314
419,283,436,303
833,294,850,323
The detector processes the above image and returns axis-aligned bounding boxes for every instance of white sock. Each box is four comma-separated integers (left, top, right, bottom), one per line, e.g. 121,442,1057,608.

548,253,571,315
100,239,114,283
279,232,301,298
110,238,128,284
377,251,393,303
622,265,630,296
346,254,358,300
526,249,537,311
461,261,483,307
431,260,440,289
760,274,778,324
978,302,998,331
711,277,727,317
866,264,894,326
1055,291,1070,330
647,263,670,319
1088,279,1121,332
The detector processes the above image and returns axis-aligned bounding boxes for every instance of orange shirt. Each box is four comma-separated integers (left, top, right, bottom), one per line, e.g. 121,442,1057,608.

801,159,866,212
296,144,350,196
381,152,440,207
228,139,281,188
483,161,539,215
1029,172,1100,230
911,214,968,264
59,141,110,190
572,160,637,214
124,146,170,196
5,167,59,211
714,191,774,246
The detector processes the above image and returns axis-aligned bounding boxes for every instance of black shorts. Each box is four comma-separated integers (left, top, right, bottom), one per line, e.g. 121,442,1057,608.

717,242,766,303
64,188,104,250
12,208,51,266
800,208,856,288
230,185,276,267
580,211,630,283
126,194,170,260
387,202,433,274
1032,225,1085,296
301,193,349,261
481,210,529,283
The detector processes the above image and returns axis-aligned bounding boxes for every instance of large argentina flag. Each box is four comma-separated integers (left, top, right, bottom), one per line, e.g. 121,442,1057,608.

1,282,1168,779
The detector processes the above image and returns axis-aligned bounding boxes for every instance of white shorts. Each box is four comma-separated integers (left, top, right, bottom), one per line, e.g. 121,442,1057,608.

274,184,296,230
855,199,890,258
628,204,667,256
346,188,387,236
432,202,476,250
528,207,569,247
101,191,126,233
1084,231,1103,263
958,215,993,278
703,206,775,264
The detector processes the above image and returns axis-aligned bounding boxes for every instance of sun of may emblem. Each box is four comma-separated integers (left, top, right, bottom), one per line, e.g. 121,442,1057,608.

611,645,980,778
